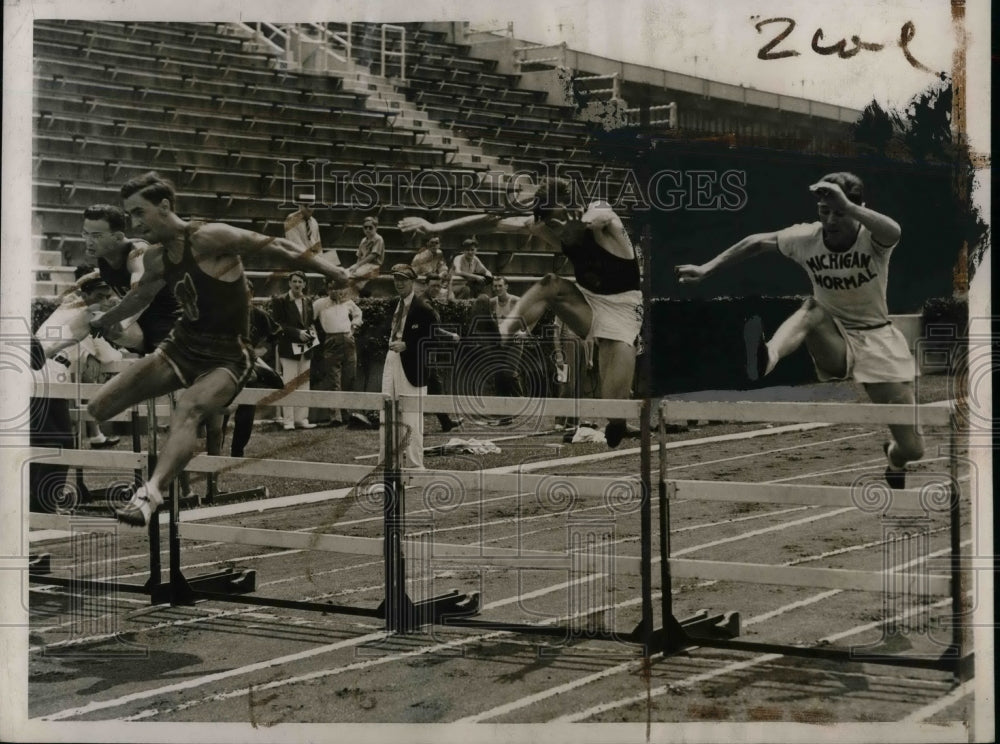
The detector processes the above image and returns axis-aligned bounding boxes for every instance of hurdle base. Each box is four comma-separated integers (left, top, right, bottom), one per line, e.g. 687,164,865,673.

379,589,481,632
680,609,741,641
154,568,256,605
640,610,741,655
29,553,52,575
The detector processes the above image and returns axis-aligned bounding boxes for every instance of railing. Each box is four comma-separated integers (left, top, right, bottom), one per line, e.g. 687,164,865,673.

624,102,678,128
380,24,406,81
234,22,287,56
465,21,515,42
573,72,621,100
513,42,566,71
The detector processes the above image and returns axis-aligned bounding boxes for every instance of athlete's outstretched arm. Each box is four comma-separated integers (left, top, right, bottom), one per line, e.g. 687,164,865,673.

199,223,352,287
674,232,779,284
398,213,534,236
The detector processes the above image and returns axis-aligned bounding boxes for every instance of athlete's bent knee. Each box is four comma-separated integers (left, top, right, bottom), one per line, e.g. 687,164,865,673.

87,397,110,423
895,435,925,464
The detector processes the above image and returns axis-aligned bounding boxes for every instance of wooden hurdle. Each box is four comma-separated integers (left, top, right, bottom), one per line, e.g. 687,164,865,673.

658,398,970,677
29,380,969,672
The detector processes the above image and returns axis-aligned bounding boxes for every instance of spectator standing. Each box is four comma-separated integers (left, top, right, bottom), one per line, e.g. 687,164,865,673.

456,294,501,407
227,280,283,458
312,277,365,427
489,276,524,414
271,270,318,430
379,264,438,469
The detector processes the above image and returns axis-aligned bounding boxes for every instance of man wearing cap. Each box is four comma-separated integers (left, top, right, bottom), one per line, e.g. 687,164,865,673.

380,263,438,468
450,237,493,299
270,270,318,430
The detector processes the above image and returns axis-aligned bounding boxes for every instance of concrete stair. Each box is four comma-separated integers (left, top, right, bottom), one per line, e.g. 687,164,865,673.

339,64,513,180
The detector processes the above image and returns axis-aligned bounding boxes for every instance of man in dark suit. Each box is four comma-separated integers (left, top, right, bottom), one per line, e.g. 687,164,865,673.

380,263,438,469
270,270,317,429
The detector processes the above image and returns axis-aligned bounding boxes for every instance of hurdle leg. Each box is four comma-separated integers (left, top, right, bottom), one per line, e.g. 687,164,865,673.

382,396,413,632
949,410,969,679
647,401,740,653
140,401,161,599
637,399,655,653
379,397,480,632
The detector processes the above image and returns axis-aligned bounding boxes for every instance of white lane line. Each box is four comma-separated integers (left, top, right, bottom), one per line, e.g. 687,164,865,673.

553,597,957,723
899,680,975,723
663,431,874,472
462,540,968,723
33,498,801,648
121,629,513,721
29,559,387,652
493,422,832,474
106,535,971,724
30,458,881,646
671,507,854,556
117,577,604,722
42,630,388,721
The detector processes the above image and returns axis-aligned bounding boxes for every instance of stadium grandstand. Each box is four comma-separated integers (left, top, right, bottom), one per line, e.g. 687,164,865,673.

32,19,861,299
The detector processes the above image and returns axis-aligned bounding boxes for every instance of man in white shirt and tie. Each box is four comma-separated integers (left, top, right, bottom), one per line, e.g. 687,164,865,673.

313,277,364,426
380,264,439,469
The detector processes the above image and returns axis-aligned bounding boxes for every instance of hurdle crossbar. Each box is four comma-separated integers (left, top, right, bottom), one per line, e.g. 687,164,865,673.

404,468,639,500
180,523,384,555
402,394,644,419
656,400,968,676
179,521,638,571
184,454,373,483
19,446,146,470
660,400,952,427
669,558,951,596
37,382,387,410
666,479,943,511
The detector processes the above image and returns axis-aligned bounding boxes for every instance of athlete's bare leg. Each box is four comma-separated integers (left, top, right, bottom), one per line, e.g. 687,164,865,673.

596,338,637,448
498,274,592,340
864,380,924,470
87,352,182,422
115,368,238,525
756,297,848,379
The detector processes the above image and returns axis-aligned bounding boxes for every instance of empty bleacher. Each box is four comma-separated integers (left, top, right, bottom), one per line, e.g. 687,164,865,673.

33,20,633,297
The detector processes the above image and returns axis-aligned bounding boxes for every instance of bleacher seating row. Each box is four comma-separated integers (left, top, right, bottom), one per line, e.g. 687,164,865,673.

32,20,633,297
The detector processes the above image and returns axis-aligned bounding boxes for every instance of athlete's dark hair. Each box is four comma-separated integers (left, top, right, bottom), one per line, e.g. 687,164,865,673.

818,172,865,205
120,171,177,209
82,204,127,232
532,177,577,221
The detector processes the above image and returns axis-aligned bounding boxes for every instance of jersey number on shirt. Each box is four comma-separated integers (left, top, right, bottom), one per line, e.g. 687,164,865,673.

174,273,200,322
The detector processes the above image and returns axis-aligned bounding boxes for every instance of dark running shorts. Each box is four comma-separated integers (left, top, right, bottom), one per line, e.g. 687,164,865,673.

157,324,254,405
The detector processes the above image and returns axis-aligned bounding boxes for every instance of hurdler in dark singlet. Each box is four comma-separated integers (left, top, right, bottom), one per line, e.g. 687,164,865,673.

98,241,179,352
560,227,643,346
561,229,641,295
156,222,254,392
